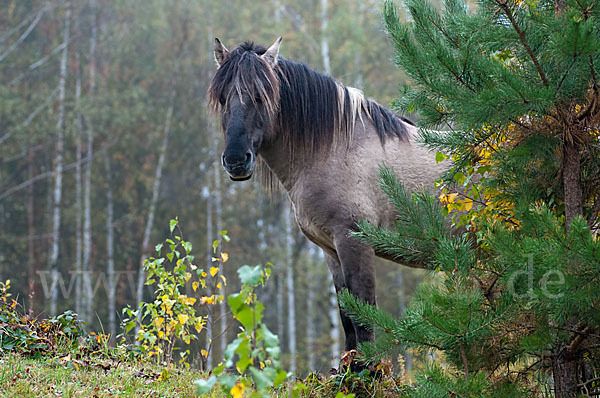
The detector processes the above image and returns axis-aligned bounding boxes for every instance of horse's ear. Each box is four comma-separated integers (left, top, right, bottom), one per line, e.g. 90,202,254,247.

261,36,282,66
214,38,229,67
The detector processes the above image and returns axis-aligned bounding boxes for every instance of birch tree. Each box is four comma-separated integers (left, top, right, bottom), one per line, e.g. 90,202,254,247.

82,0,98,324
49,2,71,316
284,206,296,373
135,94,174,334
104,151,116,338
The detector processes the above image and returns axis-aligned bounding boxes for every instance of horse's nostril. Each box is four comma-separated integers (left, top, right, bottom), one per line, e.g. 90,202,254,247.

245,151,253,165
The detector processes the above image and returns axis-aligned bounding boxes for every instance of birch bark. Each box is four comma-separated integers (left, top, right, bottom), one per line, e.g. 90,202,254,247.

104,152,116,338
134,96,174,334
285,207,296,373
82,0,98,324
49,2,70,316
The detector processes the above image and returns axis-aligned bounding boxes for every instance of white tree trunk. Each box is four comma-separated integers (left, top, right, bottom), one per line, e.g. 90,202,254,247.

49,2,70,317
82,0,98,324
104,151,116,339
285,206,296,373
320,0,331,75
397,270,412,371
135,96,174,334
306,247,317,371
277,200,284,348
204,180,213,368
74,45,83,319
212,133,227,359
328,271,340,368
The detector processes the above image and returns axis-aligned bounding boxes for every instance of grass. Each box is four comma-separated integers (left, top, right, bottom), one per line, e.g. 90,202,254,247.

0,352,208,397
0,352,411,398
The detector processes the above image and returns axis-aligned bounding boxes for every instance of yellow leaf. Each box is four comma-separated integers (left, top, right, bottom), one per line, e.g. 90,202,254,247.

220,275,227,285
192,281,199,292
462,199,473,211
201,272,207,278
230,383,245,398
186,297,197,305
217,282,222,290
201,349,209,357
178,314,189,325
158,330,165,339
221,252,229,263
155,317,165,326
210,267,219,277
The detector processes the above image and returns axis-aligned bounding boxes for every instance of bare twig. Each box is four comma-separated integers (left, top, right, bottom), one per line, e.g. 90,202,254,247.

0,4,48,62
6,34,79,87
0,141,115,201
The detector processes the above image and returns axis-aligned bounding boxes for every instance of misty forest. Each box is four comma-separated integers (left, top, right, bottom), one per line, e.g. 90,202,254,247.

1,0,422,375
1,0,600,397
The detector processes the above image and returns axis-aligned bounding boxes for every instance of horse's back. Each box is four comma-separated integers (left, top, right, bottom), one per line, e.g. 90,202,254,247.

290,121,443,256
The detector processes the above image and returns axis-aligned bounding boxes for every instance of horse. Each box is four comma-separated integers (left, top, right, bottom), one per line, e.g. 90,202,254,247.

208,37,443,357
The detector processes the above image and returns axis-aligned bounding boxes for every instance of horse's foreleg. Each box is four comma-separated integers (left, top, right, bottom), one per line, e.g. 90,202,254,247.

333,232,376,346
325,254,357,351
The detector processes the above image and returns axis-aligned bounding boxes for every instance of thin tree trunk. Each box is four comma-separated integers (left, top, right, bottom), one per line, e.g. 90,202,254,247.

49,2,71,317
135,96,174,334
277,200,285,348
397,270,412,372
26,145,37,313
74,42,83,319
319,7,340,366
320,0,331,75
204,180,213,369
212,133,227,360
328,270,340,368
82,0,98,325
306,247,317,371
285,207,296,373
104,151,116,339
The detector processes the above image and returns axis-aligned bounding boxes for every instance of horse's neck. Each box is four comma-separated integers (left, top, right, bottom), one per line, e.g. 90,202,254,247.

258,134,300,192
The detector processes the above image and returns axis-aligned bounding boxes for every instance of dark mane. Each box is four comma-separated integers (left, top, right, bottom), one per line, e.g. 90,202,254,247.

208,41,410,178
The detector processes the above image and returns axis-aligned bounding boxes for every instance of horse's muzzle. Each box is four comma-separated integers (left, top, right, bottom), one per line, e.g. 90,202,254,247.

221,151,254,181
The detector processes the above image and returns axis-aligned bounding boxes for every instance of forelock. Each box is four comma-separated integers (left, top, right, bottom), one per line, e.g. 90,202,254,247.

208,41,279,117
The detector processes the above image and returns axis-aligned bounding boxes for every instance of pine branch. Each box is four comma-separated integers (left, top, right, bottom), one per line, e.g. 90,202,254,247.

496,1,549,87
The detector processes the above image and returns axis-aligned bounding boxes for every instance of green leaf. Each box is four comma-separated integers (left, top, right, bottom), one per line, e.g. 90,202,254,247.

219,230,230,242
194,375,216,394
216,374,237,390
225,337,244,361
169,219,177,233
273,370,289,386
237,265,262,286
155,243,163,254
262,324,279,348
228,293,245,314
235,305,254,330
435,151,448,163
249,366,274,390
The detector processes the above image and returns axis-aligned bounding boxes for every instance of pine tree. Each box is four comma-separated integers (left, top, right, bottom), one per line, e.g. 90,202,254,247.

340,0,600,396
